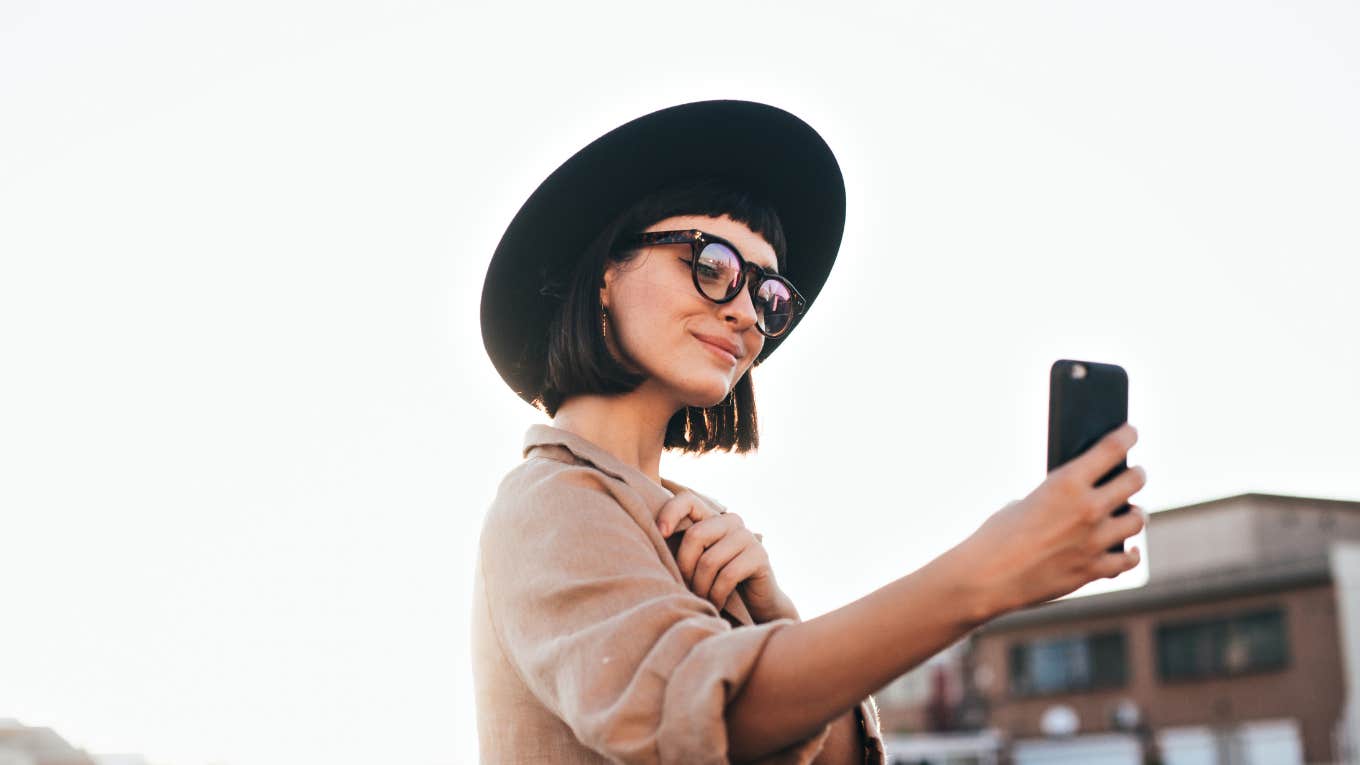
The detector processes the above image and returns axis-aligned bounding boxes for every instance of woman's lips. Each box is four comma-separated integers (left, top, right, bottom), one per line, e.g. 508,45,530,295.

694,335,738,365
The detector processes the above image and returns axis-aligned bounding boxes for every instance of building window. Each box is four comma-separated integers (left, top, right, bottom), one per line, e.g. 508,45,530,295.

1156,607,1288,681
1008,631,1127,696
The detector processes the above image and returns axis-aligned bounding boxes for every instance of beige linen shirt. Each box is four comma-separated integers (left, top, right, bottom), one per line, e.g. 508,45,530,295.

471,423,887,764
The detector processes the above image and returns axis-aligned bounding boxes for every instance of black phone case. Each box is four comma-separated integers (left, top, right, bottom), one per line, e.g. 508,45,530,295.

1048,359,1130,554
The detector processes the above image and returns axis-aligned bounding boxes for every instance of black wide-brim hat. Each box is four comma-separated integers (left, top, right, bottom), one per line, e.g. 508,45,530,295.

480,98,846,408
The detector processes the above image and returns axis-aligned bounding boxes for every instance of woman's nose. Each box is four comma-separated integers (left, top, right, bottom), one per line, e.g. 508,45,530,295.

720,284,760,332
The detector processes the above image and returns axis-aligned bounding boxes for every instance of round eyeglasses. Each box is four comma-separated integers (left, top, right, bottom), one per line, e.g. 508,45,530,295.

613,229,807,338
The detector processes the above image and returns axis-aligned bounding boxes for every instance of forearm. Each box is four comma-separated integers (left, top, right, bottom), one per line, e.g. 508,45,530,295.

762,594,861,764
725,539,1002,761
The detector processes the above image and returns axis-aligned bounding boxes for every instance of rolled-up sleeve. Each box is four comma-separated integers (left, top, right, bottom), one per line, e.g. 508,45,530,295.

479,463,833,764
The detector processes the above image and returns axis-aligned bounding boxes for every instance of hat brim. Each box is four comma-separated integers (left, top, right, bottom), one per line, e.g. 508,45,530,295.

480,99,846,408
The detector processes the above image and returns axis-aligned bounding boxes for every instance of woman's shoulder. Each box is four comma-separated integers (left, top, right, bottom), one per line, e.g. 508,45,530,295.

494,447,616,502
481,451,643,541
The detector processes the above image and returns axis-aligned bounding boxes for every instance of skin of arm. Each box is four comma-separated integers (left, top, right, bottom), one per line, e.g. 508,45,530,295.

725,538,1003,762
756,593,864,765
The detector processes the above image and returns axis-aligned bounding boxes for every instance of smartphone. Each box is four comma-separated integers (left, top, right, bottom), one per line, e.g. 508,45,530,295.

1048,359,1130,554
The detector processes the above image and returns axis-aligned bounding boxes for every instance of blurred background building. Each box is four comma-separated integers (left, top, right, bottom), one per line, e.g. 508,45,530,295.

872,492,1360,765
0,719,150,765
0,718,97,765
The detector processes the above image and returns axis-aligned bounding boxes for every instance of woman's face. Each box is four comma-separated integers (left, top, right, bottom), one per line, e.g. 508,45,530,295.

600,213,776,409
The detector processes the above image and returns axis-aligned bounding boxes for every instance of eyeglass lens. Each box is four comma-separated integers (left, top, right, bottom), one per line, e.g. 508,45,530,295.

695,241,795,336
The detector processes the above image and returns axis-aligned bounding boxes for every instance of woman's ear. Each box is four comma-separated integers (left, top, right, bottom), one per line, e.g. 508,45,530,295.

598,264,613,310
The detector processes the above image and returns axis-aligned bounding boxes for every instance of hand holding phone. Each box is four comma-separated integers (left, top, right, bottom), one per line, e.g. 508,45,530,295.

951,359,1148,617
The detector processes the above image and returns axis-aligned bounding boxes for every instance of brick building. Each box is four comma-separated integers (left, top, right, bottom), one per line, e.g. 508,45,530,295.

967,492,1360,764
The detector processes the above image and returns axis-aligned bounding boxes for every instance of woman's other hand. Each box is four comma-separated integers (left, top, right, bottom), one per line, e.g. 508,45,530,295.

656,492,796,623
960,422,1149,620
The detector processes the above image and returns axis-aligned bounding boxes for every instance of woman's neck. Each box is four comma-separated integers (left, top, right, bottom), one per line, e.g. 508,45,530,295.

550,386,678,487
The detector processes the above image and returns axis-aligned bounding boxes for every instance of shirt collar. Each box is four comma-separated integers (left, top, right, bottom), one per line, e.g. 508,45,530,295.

521,422,748,626
521,423,726,513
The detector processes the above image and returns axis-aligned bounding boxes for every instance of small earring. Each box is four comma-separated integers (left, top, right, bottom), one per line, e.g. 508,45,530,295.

600,306,609,339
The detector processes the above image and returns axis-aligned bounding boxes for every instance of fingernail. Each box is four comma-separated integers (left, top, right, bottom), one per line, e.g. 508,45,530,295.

658,522,669,536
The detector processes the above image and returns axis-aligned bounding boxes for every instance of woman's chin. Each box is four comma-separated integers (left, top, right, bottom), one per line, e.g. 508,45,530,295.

662,374,735,410
686,386,732,409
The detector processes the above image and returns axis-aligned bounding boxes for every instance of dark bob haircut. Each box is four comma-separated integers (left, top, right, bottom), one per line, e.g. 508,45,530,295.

536,176,788,455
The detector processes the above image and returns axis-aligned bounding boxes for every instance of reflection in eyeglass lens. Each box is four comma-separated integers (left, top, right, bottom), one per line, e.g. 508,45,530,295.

693,241,796,336
756,279,793,335
696,242,741,299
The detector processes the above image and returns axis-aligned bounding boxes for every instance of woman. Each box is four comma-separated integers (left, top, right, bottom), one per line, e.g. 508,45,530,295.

471,100,1147,764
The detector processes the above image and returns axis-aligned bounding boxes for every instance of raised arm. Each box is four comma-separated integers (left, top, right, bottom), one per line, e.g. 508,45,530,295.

725,422,1148,760
725,535,993,759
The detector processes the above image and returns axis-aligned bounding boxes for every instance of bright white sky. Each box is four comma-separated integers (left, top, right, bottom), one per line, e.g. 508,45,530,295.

2,1,1357,763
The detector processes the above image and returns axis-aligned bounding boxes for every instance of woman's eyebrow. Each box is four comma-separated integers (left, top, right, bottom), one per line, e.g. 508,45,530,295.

739,246,778,273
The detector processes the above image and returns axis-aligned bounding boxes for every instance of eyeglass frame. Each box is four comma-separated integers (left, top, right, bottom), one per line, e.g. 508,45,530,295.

612,228,808,339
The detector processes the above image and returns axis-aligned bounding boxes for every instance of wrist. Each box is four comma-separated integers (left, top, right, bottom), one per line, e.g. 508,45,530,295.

943,538,1013,626
760,590,801,624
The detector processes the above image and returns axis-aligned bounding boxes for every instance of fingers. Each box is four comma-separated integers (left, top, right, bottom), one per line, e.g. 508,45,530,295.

657,491,763,611
707,546,764,612
656,491,720,537
1084,503,1146,581
1069,422,1138,488
674,513,741,583
1093,464,1148,517
1090,544,1141,579
1091,503,1147,555
689,533,748,602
